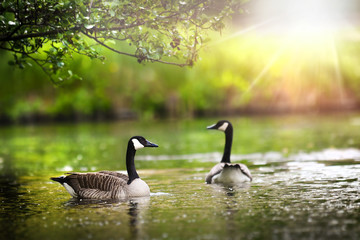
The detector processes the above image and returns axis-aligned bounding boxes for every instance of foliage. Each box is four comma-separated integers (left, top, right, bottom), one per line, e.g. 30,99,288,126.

0,0,245,84
1,30,360,123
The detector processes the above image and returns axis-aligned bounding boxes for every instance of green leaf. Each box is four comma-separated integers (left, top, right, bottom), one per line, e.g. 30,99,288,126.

57,62,65,68
0,0,241,83
85,24,95,29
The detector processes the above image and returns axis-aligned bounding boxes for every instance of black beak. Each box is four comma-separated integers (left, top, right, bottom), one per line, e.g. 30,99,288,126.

207,123,217,130
145,140,158,147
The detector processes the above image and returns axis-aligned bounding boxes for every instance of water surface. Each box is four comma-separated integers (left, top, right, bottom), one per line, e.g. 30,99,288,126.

1,113,360,239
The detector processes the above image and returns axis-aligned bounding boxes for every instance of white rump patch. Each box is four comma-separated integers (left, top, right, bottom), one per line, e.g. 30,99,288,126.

218,122,229,132
63,183,78,198
212,166,251,184
132,139,144,150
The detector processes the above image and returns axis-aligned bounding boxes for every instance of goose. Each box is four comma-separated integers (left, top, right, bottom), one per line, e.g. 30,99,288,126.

205,120,252,184
51,136,158,199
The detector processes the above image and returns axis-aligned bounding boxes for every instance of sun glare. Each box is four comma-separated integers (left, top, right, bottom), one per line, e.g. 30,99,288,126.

251,0,353,35
214,0,360,109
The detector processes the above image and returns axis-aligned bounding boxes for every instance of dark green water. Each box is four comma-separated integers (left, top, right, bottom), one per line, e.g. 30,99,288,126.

1,113,360,240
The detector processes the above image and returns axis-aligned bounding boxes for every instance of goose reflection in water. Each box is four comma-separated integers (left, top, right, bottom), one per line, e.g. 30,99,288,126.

127,197,150,239
63,196,150,239
209,184,251,236
209,183,251,197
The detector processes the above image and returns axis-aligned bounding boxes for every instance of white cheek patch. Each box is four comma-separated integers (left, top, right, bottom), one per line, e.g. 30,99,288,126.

218,122,229,132
132,139,144,150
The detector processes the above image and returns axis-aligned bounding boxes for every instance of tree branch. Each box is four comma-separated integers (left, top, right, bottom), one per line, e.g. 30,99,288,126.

82,31,189,67
0,0,209,42
0,27,80,42
24,52,60,86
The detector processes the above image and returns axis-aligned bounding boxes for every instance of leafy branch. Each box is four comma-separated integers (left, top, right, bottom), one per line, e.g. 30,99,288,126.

0,0,245,84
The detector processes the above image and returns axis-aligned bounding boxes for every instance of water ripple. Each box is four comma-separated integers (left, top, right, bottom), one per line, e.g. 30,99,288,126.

137,148,360,163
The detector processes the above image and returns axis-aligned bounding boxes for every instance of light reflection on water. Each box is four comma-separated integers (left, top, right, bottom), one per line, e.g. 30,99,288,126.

1,152,359,240
1,115,360,239
137,148,360,163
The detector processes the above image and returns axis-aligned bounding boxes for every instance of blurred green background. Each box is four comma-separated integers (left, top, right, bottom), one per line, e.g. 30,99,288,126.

2,33,360,124
2,0,360,124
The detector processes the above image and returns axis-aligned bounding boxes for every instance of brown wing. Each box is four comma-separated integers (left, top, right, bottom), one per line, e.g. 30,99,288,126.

205,163,225,184
64,172,128,199
237,163,252,181
97,170,129,181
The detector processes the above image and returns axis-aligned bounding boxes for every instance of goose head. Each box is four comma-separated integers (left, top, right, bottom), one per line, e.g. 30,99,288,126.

207,120,231,132
130,136,159,150
126,136,158,185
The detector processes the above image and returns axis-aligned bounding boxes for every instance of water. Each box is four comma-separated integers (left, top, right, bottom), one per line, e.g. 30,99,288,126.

1,113,360,240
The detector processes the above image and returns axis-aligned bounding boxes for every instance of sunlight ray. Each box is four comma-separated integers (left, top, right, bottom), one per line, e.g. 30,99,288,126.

241,43,287,99
287,46,304,109
329,34,346,104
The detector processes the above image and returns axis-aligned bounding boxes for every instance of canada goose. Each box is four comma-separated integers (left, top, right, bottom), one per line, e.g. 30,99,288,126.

51,136,158,199
206,120,252,184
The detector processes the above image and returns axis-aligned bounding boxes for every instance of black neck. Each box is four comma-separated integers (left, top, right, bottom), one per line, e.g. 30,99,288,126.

221,124,233,163
126,141,139,184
